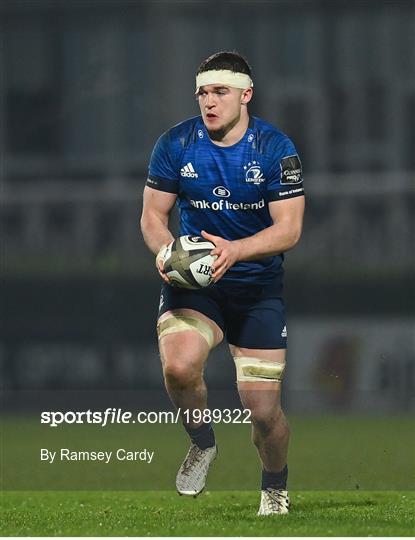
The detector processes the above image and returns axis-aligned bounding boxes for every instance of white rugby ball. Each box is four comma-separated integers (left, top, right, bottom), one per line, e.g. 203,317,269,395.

163,235,217,289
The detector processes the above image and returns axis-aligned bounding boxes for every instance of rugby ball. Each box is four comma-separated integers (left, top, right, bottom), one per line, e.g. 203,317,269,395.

163,235,217,289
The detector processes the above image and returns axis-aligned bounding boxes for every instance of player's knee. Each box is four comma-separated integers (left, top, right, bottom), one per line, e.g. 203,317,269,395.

252,408,279,432
250,406,284,437
163,358,202,389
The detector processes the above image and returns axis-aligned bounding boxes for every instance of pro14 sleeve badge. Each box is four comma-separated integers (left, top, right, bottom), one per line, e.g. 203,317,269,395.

280,155,303,185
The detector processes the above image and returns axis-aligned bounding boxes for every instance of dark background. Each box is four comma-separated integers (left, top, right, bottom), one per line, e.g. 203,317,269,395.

1,0,414,412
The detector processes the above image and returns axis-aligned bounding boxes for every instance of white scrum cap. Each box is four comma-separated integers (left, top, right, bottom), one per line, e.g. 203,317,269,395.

195,69,253,93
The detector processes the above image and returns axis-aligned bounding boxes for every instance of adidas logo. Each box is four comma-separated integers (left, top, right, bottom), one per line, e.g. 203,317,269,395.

180,162,198,178
281,325,287,338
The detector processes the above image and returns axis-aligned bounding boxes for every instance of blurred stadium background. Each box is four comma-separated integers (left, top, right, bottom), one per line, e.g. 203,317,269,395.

1,0,414,422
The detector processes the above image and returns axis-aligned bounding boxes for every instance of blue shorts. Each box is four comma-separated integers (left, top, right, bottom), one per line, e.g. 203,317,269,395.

158,277,287,349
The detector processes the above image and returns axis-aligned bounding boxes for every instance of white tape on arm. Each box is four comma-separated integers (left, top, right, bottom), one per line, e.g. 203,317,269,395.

156,244,168,269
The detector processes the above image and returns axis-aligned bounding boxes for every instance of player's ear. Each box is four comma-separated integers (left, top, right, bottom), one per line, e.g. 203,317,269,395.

241,87,253,105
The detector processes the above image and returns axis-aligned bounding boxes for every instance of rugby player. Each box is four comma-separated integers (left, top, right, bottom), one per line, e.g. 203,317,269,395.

140,51,305,515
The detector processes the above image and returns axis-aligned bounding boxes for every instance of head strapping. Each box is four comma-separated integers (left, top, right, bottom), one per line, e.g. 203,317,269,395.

195,69,253,94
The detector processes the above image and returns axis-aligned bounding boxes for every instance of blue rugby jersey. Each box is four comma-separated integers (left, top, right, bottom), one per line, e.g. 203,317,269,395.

147,116,304,285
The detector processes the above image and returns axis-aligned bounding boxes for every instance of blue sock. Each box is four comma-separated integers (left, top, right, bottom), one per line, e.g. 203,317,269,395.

184,422,215,450
261,465,288,490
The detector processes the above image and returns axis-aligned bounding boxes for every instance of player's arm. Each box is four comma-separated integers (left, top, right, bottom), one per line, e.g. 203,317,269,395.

141,185,176,255
202,195,305,281
142,128,180,282
236,195,305,259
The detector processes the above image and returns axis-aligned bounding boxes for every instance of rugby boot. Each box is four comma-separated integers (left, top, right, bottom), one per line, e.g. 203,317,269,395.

176,443,217,496
257,488,290,515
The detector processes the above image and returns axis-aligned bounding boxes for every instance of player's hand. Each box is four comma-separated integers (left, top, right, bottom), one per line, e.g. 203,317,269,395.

155,244,171,284
201,230,241,283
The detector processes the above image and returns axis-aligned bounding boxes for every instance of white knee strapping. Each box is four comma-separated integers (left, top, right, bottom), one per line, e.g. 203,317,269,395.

157,314,214,349
234,356,285,382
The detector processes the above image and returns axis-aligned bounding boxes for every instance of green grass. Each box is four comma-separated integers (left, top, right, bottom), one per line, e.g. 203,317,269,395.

1,490,414,536
1,415,414,535
2,415,414,490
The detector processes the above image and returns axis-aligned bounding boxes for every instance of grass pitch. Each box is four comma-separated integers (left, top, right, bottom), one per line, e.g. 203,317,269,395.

1,490,414,536
3,415,414,490
1,415,414,535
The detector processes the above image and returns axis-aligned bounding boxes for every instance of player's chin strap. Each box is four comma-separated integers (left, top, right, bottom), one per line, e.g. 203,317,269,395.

234,356,285,382
157,314,215,349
